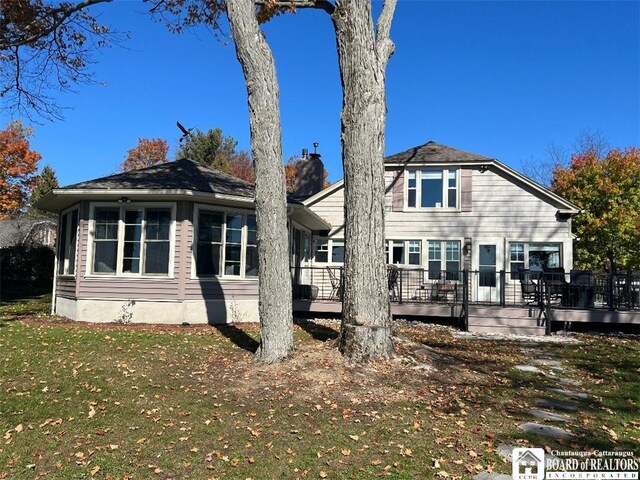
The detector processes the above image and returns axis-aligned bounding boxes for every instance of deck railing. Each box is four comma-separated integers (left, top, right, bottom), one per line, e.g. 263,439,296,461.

291,266,640,312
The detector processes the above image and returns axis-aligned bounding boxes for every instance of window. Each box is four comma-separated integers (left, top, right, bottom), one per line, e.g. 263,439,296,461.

508,242,562,279
332,241,345,263
385,240,421,266
428,240,461,280
445,241,460,280
510,243,525,279
315,240,328,263
406,168,458,209
195,209,257,278
58,208,78,275
428,241,441,279
92,206,172,276
314,239,344,264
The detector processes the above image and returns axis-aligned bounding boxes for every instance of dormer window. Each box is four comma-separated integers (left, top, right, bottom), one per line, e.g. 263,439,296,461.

406,168,458,209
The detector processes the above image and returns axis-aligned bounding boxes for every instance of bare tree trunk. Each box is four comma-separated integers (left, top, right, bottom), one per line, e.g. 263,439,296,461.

226,0,293,363
332,0,397,361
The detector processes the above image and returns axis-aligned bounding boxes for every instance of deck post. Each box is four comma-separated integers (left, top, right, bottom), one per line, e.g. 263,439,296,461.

499,270,506,307
462,269,469,331
398,268,403,304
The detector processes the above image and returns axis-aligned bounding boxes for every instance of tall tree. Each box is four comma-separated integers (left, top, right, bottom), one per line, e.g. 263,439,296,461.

331,0,396,361
175,128,237,174
0,120,41,219
552,146,640,273
120,137,170,172
225,0,294,362
28,165,59,209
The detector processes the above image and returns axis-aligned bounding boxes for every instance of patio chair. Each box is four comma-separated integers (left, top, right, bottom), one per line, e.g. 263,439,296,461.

326,267,342,301
387,265,399,301
519,270,539,304
543,267,568,304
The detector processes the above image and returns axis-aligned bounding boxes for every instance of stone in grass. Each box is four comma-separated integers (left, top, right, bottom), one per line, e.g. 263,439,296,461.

515,365,542,373
518,422,574,440
532,358,563,367
557,377,581,387
547,388,589,399
495,444,518,461
527,408,574,422
535,397,579,411
473,473,513,480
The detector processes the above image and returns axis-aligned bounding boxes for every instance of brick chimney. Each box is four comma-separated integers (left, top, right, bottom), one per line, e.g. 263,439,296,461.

294,145,325,198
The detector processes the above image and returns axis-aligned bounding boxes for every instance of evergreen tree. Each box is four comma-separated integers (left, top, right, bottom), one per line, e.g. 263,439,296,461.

29,165,59,206
175,128,238,174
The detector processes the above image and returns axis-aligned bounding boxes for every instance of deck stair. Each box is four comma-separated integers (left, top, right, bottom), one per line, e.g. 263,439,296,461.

467,306,546,335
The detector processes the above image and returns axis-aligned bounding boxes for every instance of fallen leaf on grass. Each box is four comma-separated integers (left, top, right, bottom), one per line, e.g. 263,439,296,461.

601,425,618,441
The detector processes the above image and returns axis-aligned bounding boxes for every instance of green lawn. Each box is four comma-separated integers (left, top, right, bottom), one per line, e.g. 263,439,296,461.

0,297,638,479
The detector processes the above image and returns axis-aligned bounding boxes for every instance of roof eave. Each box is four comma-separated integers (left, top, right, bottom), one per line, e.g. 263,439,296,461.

288,203,332,231
35,189,255,213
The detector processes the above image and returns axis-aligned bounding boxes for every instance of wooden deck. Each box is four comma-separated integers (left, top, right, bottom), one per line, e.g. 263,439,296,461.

293,299,640,335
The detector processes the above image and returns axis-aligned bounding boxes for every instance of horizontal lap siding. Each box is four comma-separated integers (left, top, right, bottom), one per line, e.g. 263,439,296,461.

79,277,180,299
184,279,259,300
379,169,570,241
56,277,76,298
309,188,345,237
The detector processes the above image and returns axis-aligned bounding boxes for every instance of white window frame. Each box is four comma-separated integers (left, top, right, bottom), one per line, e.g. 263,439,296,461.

508,241,563,280
87,202,176,278
192,204,258,280
405,168,459,210
313,238,344,265
385,239,422,266
427,239,462,281
58,205,79,277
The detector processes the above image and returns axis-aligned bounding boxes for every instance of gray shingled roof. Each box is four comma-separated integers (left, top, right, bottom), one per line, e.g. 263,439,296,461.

64,159,255,198
384,141,493,164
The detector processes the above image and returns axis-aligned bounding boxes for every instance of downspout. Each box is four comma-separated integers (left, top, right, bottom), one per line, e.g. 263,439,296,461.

51,212,63,316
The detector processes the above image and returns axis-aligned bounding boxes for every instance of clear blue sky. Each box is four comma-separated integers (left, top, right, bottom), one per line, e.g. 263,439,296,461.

6,0,640,187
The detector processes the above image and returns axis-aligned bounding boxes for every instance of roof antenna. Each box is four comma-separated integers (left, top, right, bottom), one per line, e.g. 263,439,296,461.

313,142,319,154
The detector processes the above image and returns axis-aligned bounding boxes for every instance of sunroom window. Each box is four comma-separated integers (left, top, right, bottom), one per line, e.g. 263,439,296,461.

195,209,258,278
58,208,78,275
406,168,458,209
92,206,172,276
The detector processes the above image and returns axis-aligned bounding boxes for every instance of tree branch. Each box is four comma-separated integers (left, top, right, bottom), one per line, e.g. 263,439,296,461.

258,0,335,15
0,0,114,49
375,0,396,67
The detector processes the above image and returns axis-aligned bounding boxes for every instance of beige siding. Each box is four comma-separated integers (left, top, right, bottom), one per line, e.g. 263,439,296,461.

383,168,569,241
310,187,345,237
308,167,573,269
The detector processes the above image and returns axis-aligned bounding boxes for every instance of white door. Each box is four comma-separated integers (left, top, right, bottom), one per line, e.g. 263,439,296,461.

478,243,499,303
